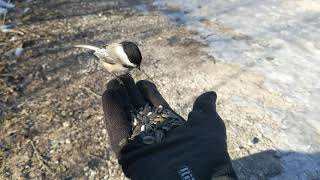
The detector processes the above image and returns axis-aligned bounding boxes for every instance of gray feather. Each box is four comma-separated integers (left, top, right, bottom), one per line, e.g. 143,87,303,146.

74,44,116,64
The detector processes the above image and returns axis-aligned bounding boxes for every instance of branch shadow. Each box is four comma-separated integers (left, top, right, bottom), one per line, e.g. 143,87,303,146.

24,0,152,24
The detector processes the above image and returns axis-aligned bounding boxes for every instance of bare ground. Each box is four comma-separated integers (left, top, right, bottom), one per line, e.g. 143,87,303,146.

0,0,289,179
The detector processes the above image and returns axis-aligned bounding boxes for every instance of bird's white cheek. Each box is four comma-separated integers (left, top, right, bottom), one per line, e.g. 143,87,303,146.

100,62,129,73
115,45,136,67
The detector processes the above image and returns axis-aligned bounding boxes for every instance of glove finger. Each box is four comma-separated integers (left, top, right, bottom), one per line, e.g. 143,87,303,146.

119,74,146,109
102,89,131,157
107,78,134,119
188,91,225,131
136,80,171,109
192,91,217,113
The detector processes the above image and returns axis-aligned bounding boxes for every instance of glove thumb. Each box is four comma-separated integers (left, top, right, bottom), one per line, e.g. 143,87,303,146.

192,91,217,113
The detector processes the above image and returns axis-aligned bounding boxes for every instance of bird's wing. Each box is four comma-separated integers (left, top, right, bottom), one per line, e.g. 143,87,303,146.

74,44,117,64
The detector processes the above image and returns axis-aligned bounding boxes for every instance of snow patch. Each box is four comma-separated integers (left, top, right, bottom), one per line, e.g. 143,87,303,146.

154,0,320,179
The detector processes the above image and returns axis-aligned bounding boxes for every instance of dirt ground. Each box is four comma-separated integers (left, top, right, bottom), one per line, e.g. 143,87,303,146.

0,0,289,179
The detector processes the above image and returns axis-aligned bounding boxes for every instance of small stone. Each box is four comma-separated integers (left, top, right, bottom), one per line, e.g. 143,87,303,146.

61,111,67,117
23,7,30,14
65,139,71,144
107,161,113,167
84,166,89,172
88,159,100,169
63,121,70,127
253,137,260,144
266,57,274,61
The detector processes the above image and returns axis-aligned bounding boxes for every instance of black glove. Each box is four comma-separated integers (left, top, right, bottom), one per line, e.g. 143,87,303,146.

102,75,237,180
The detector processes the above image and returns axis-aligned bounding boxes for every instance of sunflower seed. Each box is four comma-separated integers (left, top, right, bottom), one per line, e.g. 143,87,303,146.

129,104,185,144
153,117,164,123
147,112,158,119
161,113,170,118
140,103,151,115
155,105,163,113
133,118,139,126
140,125,146,131
136,113,143,121
131,125,142,138
142,116,149,123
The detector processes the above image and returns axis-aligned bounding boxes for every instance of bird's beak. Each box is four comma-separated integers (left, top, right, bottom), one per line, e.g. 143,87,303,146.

137,66,141,71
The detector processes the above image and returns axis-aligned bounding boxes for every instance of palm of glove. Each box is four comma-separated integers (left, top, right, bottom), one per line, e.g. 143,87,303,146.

102,75,237,180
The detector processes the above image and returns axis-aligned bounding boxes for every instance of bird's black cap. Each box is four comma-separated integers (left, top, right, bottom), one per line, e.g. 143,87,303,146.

121,41,142,66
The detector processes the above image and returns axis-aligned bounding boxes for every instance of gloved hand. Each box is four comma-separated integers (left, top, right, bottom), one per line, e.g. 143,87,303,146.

102,75,237,180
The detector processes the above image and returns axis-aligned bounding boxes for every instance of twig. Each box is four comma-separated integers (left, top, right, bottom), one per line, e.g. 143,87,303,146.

0,0,10,26
1,28,25,35
139,69,155,82
27,139,56,177
0,151,8,176
1,10,6,26
138,69,166,89
1,15,5,26
83,86,102,98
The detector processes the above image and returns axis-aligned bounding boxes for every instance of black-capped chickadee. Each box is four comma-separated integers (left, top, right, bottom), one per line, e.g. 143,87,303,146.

75,41,142,74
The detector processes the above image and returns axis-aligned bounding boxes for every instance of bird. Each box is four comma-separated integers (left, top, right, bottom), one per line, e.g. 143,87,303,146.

75,41,142,75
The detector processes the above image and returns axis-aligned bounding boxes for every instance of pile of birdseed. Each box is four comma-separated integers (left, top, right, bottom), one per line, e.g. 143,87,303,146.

129,104,185,145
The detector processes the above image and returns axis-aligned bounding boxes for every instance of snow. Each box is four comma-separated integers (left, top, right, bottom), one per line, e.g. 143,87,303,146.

0,7,8,14
14,47,24,57
0,0,14,15
0,0,14,9
0,0,14,14
154,0,320,179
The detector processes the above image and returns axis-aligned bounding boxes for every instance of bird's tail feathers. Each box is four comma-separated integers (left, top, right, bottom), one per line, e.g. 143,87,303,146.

74,44,107,60
74,45,102,52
